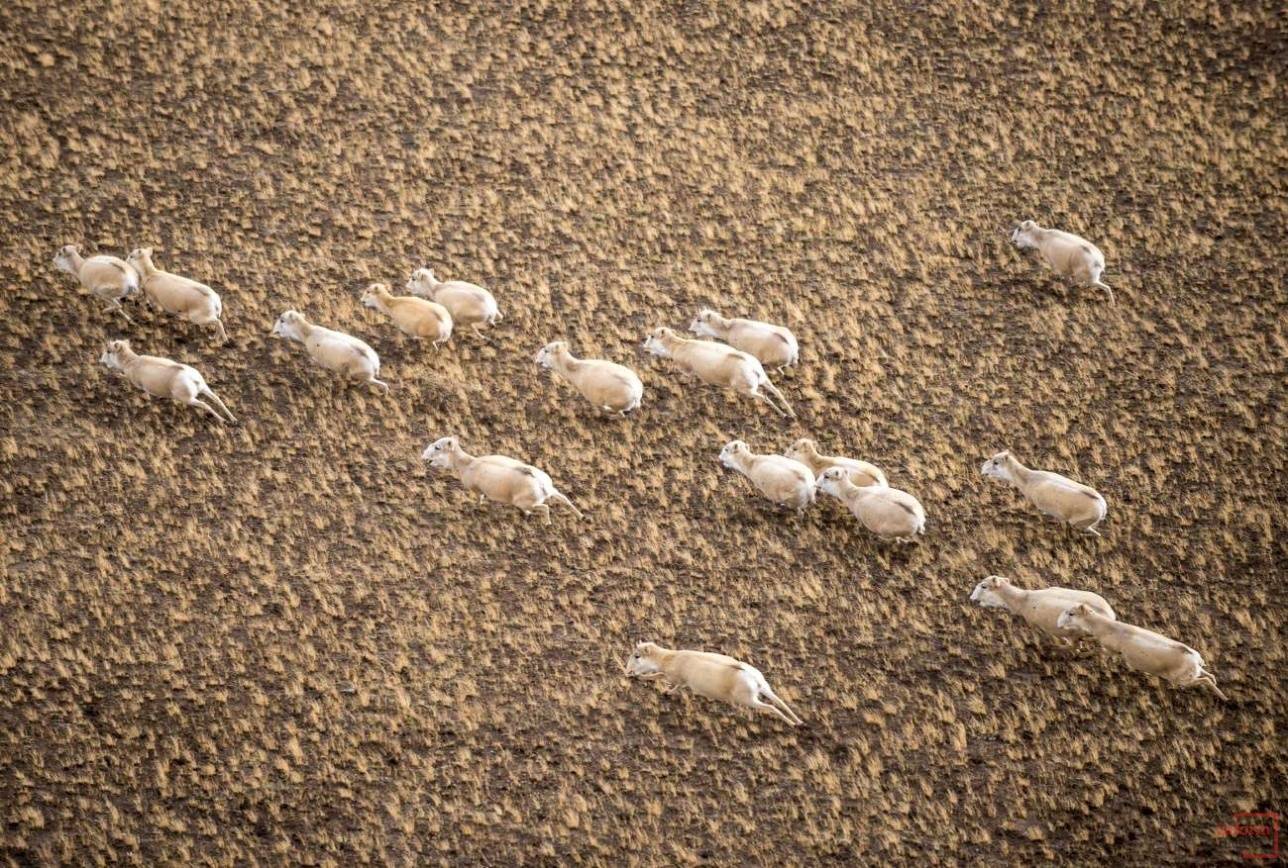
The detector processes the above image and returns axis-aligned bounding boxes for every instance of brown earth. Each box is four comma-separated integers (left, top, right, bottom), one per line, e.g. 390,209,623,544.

1,0,1285,864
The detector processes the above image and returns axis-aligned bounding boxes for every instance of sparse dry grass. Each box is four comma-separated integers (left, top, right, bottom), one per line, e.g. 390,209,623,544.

1,0,1285,864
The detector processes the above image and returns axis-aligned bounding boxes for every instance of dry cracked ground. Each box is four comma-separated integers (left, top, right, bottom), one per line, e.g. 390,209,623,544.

1,0,1285,865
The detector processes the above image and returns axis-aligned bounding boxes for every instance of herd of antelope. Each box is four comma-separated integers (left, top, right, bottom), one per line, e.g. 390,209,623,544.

52,219,1229,727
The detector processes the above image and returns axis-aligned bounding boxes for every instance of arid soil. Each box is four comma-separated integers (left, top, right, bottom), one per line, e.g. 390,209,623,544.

1,0,1285,864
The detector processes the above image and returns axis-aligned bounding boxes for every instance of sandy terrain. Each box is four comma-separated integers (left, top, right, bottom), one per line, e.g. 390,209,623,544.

1,0,1284,863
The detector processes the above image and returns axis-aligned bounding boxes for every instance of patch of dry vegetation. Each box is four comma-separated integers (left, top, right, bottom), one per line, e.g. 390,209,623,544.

1,0,1284,863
